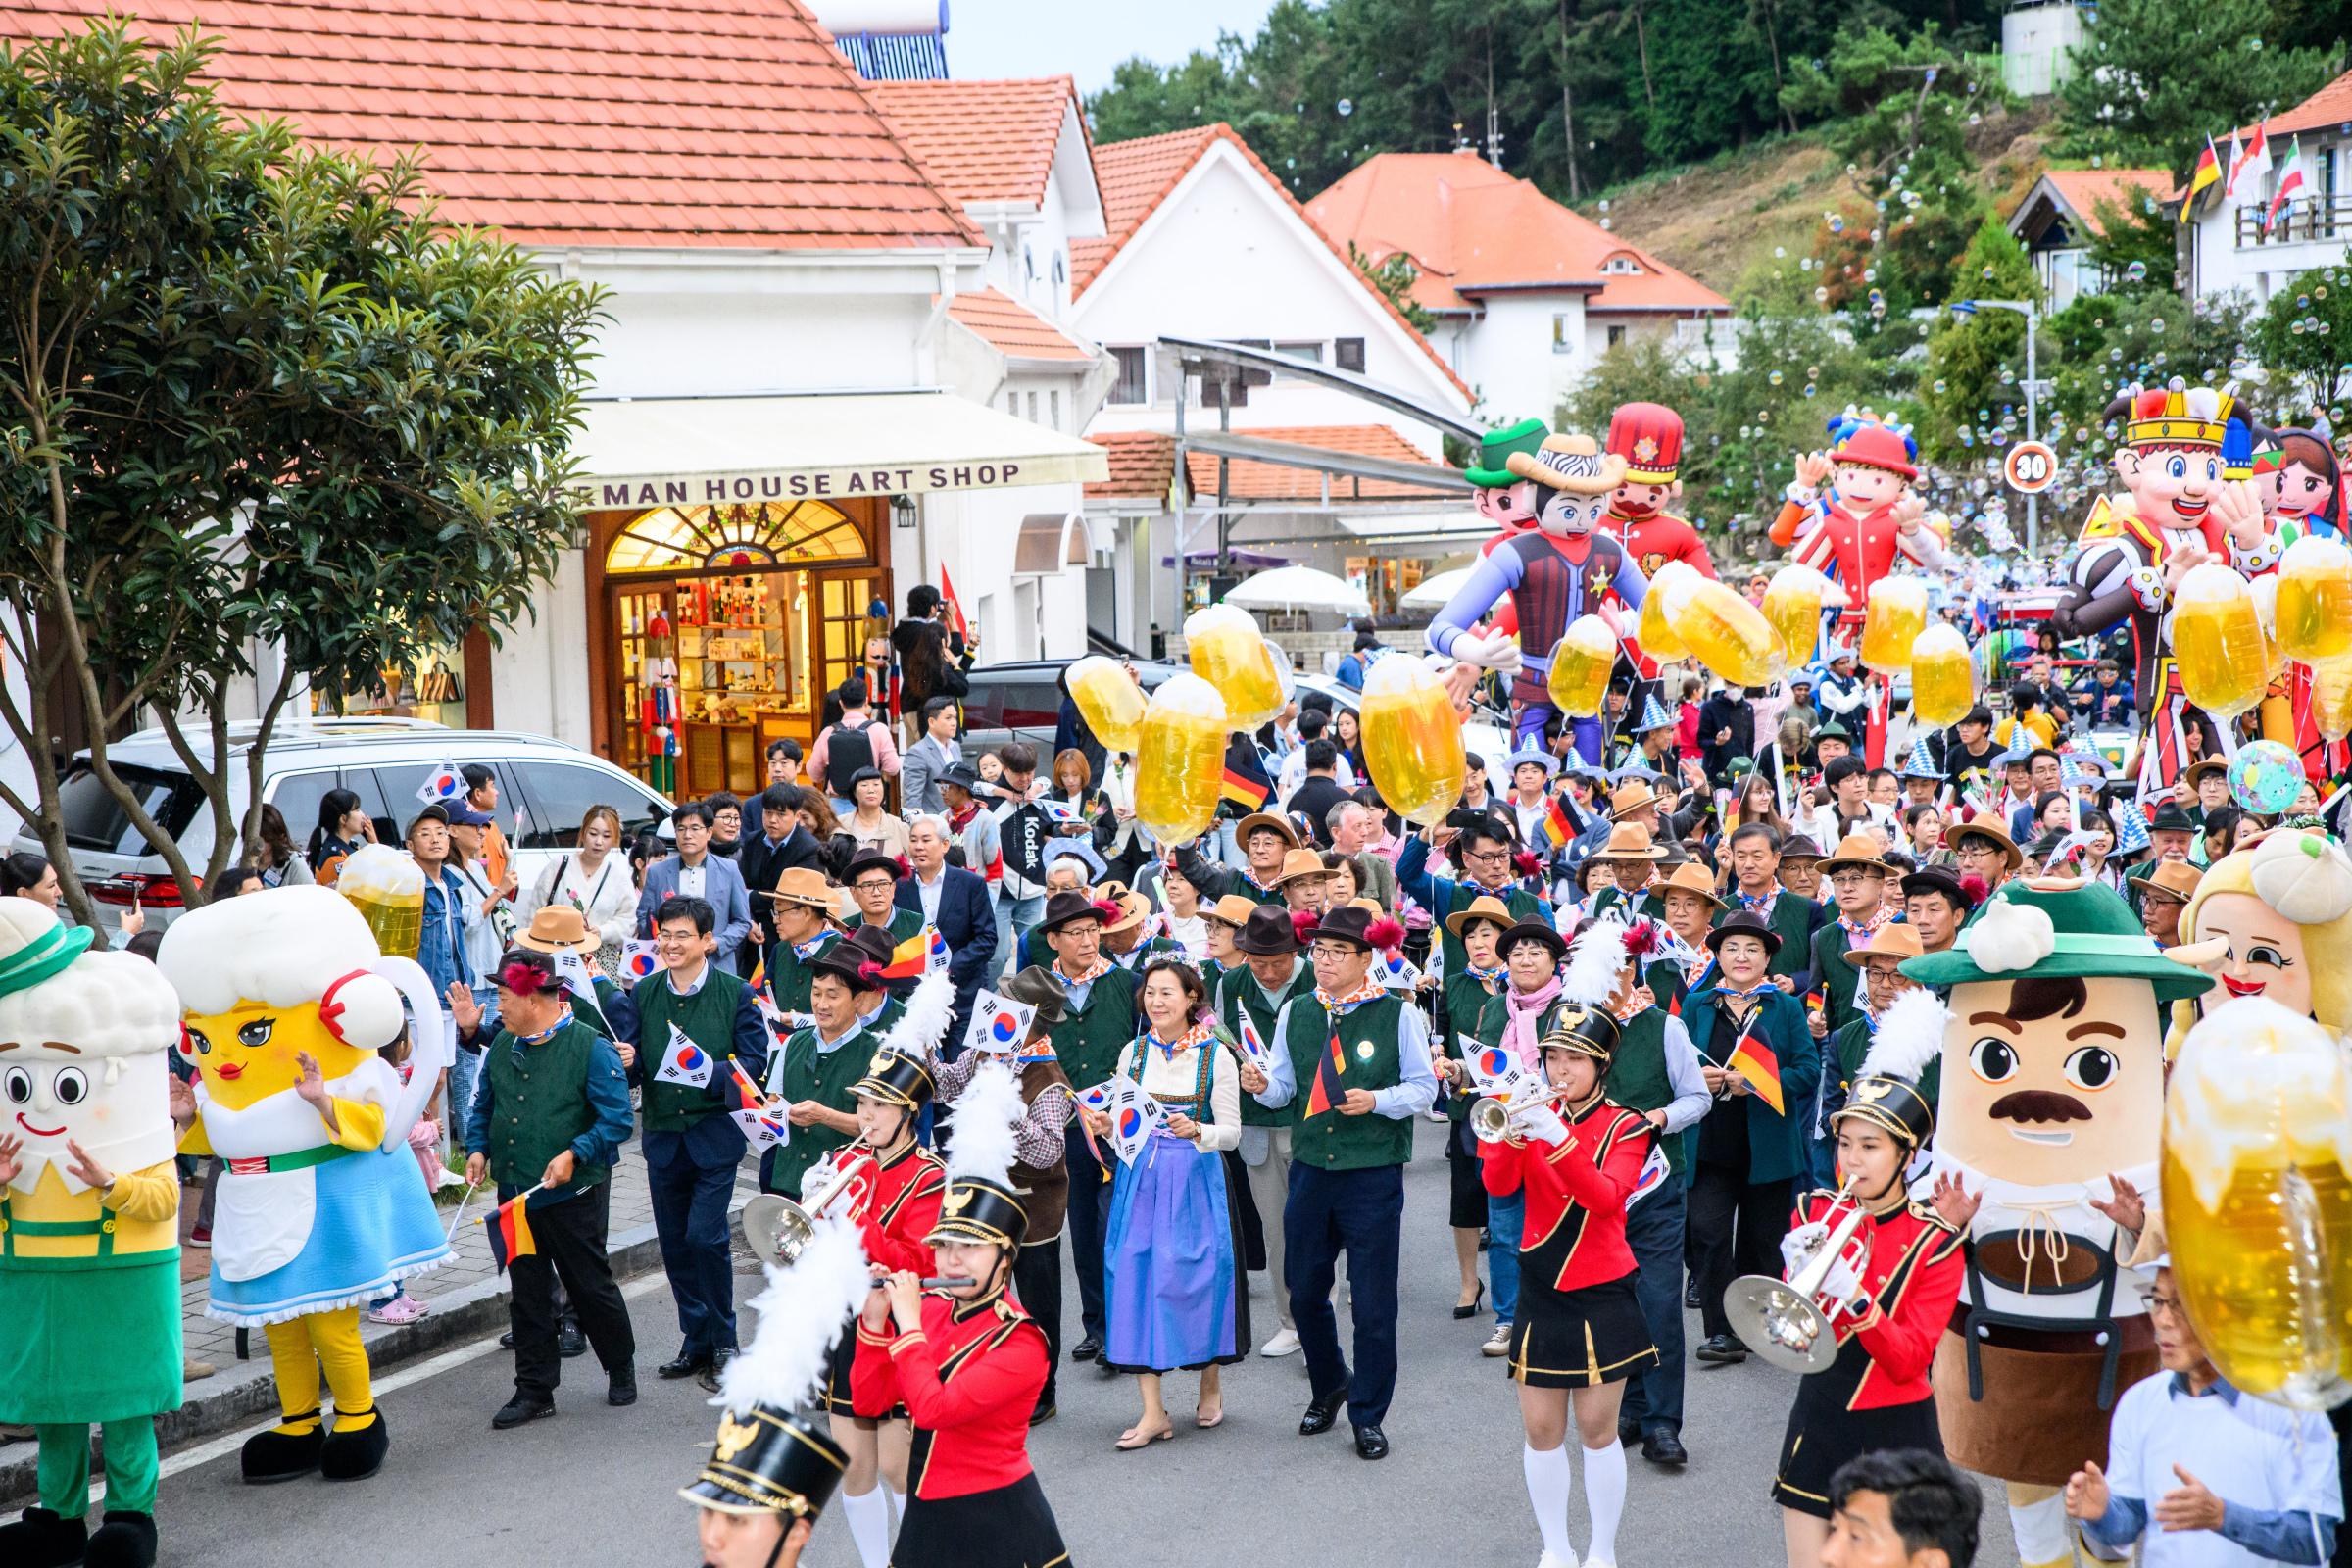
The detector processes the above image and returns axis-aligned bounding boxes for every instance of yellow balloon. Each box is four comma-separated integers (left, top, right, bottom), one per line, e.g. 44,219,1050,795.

1132,673,1229,846
1858,576,1928,676
1360,658,1468,828
1761,564,1836,667
1184,604,1286,730
2163,997,2352,1409
1669,579,1782,689
1637,560,1694,662
1909,623,1976,728
2174,564,2270,719
2278,535,2352,662
1545,615,1620,717
1064,655,1146,754
2313,653,2352,742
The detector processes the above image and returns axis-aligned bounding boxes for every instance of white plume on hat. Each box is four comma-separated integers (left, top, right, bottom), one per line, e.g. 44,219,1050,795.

1563,917,1632,1008
876,970,956,1060
1860,987,1948,1084
715,1216,871,1417
1959,893,2055,974
946,1059,1026,1187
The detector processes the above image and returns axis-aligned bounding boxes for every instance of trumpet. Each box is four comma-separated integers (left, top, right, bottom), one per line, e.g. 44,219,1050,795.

743,1150,873,1268
1721,1179,1873,1373
1470,1087,1571,1145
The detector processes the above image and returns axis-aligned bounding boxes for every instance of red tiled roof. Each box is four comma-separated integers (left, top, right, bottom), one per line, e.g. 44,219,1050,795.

1308,152,1729,316
1085,429,1175,500
1183,424,1452,502
945,287,1092,361
2232,68,2352,142
1072,123,1471,403
864,76,1083,208
0,0,982,250
2026,170,2172,237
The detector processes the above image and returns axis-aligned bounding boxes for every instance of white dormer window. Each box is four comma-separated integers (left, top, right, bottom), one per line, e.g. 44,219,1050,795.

1024,247,1037,283
1052,252,1067,286
1602,255,1642,275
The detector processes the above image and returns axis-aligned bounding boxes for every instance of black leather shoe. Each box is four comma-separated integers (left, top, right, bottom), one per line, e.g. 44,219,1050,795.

1643,1429,1689,1466
1618,1420,1642,1448
492,1394,556,1430
697,1348,737,1394
1028,1402,1056,1426
1352,1423,1390,1460
1069,1336,1101,1364
499,1329,515,1349
1684,1279,1701,1309
657,1350,711,1380
608,1374,639,1407
1298,1389,1347,1436
1694,1333,1748,1364
558,1328,588,1359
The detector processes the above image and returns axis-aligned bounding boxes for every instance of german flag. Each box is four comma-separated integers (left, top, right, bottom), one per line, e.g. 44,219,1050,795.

1543,796,1574,850
1304,1030,1348,1118
1220,736,1272,810
879,928,929,980
1726,1028,1786,1115
483,1192,537,1272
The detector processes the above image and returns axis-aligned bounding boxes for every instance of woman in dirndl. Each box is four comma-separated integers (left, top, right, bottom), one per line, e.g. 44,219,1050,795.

1480,1004,1659,1568
1090,956,1248,1449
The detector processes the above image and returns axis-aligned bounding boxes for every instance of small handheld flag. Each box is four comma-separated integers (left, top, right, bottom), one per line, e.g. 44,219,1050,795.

1073,1079,1118,1112
656,1022,715,1088
924,925,952,977
730,1102,791,1152
1233,1010,1275,1072
620,940,660,981
415,760,466,805
483,1190,538,1271
1725,1026,1786,1115
879,928,930,980
1037,798,1084,827
1543,795,1574,850
962,990,1039,1057
1304,1030,1348,1118
1106,1079,1169,1164
1625,1143,1672,1211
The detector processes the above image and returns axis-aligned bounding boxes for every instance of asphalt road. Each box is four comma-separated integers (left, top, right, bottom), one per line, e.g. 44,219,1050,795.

149,1123,2023,1568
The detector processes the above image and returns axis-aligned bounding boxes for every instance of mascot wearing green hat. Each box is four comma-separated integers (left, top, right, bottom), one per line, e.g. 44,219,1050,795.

1903,876,2209,1568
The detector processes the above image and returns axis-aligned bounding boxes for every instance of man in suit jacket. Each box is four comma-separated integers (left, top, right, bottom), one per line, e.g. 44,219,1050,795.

898,811,998,1051
901,697,963,817
737,785,828,974
634,801,754,968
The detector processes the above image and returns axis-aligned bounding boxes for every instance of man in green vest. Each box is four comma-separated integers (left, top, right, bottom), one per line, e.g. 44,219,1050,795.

760,944,886,1199
1396,816,1542,989
1241,903,1437,1462
1597,934,1711,1469
1805,833,1897,1047
459,947,637,1429
1035,889,1138,1369
1584,820,1668,923
844,851,924,999
1217,903,1317,1360
1716,822,1821,987
618,894,768,1389
1828,923,1940,1137
761,867,845,1021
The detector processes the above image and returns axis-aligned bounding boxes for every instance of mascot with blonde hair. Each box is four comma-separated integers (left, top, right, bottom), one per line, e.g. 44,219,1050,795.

158,885,452,1484
0,903,183,1568
2164,827,2352,1047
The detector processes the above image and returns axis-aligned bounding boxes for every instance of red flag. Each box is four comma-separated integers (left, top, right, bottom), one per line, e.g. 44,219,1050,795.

2267,137,2307,232
1305,1030,1348,1118
1220,764,1272,810
939,564,969,643
878,928,928,979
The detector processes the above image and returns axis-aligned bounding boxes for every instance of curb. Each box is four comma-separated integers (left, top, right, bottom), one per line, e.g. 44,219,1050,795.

1,1201,742,1508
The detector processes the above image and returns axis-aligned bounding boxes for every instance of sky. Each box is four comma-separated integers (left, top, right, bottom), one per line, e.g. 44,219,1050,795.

947,0,1278,93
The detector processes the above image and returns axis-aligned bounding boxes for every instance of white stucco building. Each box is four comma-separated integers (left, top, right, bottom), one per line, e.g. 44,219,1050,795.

2185,72,2352,307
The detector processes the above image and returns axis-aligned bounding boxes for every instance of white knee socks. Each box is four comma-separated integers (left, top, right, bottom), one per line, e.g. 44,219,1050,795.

840,1484,892,1568
2009,1487,2077,1568
1523,1443,1574,1564
1583,1439,1629,1566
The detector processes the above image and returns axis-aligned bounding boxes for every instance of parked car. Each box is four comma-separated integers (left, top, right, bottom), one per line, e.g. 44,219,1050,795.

957,659,1184,757
21,717,673,937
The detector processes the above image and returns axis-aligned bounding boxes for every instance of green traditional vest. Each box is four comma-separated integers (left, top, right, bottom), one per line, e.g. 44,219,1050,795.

1714,891,1815,981
764,1019,874,1196
1604,1006,1683,1178
1282,991,1413,1171
566,978,623,1037
1809,919,1871,1043
1234,866,1287,906
1834,1012,1940,1111
1439,969,1502,1122
634,965,748,1133
482,1017,611,1193
1045,964,1137,1092
861,906,926,949
1219,958,1315,1128
1439,879,1540,978
1473,987,1571,1057
771,930,843,1015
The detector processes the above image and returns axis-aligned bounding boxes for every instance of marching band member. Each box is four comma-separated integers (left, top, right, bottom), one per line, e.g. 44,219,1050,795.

1481,987,1659,1568
1771,988,1965,1568
852,1063,1071,1568
760,944,887,1198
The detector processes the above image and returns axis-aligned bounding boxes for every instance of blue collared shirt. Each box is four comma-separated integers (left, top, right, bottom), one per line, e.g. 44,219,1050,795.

1254,992,1439,1120
464,1017,634,1206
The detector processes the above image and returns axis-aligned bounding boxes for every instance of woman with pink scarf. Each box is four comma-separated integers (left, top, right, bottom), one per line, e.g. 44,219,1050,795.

1464,920,1572,1358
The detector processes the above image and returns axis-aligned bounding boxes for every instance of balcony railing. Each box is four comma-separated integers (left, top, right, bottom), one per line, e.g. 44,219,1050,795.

2234,195,2352,248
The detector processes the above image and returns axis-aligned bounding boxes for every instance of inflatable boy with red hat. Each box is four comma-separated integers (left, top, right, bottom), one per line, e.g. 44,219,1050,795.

2051,380,2279,795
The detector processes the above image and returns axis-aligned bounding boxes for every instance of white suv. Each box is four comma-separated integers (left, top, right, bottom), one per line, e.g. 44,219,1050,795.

22,718,674,935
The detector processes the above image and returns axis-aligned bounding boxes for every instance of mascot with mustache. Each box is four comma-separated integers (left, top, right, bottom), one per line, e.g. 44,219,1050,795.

1904,878,2209,1568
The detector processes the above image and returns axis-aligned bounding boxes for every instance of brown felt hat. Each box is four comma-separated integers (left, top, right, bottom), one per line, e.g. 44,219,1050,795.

1445,893,1517,938
1841,921,1926,968
1651,861,1723,909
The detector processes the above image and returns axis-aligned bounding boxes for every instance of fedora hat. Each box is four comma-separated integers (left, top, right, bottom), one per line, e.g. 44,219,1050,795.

1947,816,2024,871
2147,800,2197,836
766,865,839,912
809,940,882,993
1607,780,1663,821
1900,864,1974,910
1841,921,1926,968
1237,812,1302,851
1301,904,1399,953
1819,832,1892,876
1101,890,1151,936
1444,893,1518,938
997,963,1068,1025
1465,417,1550,487
843,849,906,886
1036,889,1118,937
1651,861,1723,909
1704,908,1783,957
1268,848,1331,888
1495,919,1567,962
1237,903,1306,956
1780,834,1827,862
1592,820,1664,861
1204,893,1260,930
2183,758,2229,789
2137,859,2202,905
514,905,598,957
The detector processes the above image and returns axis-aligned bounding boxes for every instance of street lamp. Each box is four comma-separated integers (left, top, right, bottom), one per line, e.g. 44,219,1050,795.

1950,298,2047,554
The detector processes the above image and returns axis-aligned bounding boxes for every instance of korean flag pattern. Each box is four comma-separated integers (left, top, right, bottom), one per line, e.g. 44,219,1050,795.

656,1021,715,1087
961,990,1039,1058
621,940,661,981
414,759,466,804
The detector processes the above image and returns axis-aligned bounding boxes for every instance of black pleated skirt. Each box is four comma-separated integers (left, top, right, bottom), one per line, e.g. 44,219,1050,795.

1507,1272,1658,1389
894,1473,1070,1568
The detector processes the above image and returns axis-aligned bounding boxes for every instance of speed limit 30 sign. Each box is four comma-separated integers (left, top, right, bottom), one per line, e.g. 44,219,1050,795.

2004,440,2057,495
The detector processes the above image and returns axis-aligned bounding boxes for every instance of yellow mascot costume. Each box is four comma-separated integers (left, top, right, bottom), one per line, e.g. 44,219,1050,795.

157,884,452,1484
2165,827,2352,1049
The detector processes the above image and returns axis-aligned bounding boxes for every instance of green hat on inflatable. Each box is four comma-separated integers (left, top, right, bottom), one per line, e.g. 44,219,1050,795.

1466,418,1550,488
1902,876,2209,1004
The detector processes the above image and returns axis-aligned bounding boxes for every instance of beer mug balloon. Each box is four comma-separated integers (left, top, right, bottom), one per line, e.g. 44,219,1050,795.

1545,615,1620,718
1064,656,1145,753
1761,564,1838,668
2173,564,2270,719
1908,624,1976,729
1669,578,1782,690
1183,605,1285,730
1637,560,1695,663
1132,673,1230,846
1360,658,1468,827
1858,576,1928,676
2276,535,2352,662
2162,997,2352,1409
334,843,425,960
2313,653,2352,742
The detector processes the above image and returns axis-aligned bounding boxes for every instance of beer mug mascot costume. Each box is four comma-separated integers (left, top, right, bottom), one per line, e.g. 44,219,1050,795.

157,884,454,1484
1766,411,1948,763
1902,878,2208,1568
2164,828,2352,1050
0,903,183,1568
1603,402,1715,580
2050,381,2281,795
1428,432,1649,759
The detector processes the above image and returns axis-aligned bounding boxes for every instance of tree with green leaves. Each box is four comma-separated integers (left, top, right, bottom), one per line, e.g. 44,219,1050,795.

1916,220,2036,461
2057,0,2336,178
2249,263,2352,416
1349,242,1439,332
0,23,601,927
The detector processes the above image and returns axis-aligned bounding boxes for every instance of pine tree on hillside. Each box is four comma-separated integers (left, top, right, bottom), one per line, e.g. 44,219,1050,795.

2057,0,2336,177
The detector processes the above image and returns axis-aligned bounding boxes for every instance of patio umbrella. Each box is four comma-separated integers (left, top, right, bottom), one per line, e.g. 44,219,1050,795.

1400,565,1473,611
1225,565,1373,618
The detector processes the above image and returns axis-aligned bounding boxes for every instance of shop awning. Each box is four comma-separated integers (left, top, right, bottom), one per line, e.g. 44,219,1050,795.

571,390,1110,510
1332,511,1491,542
